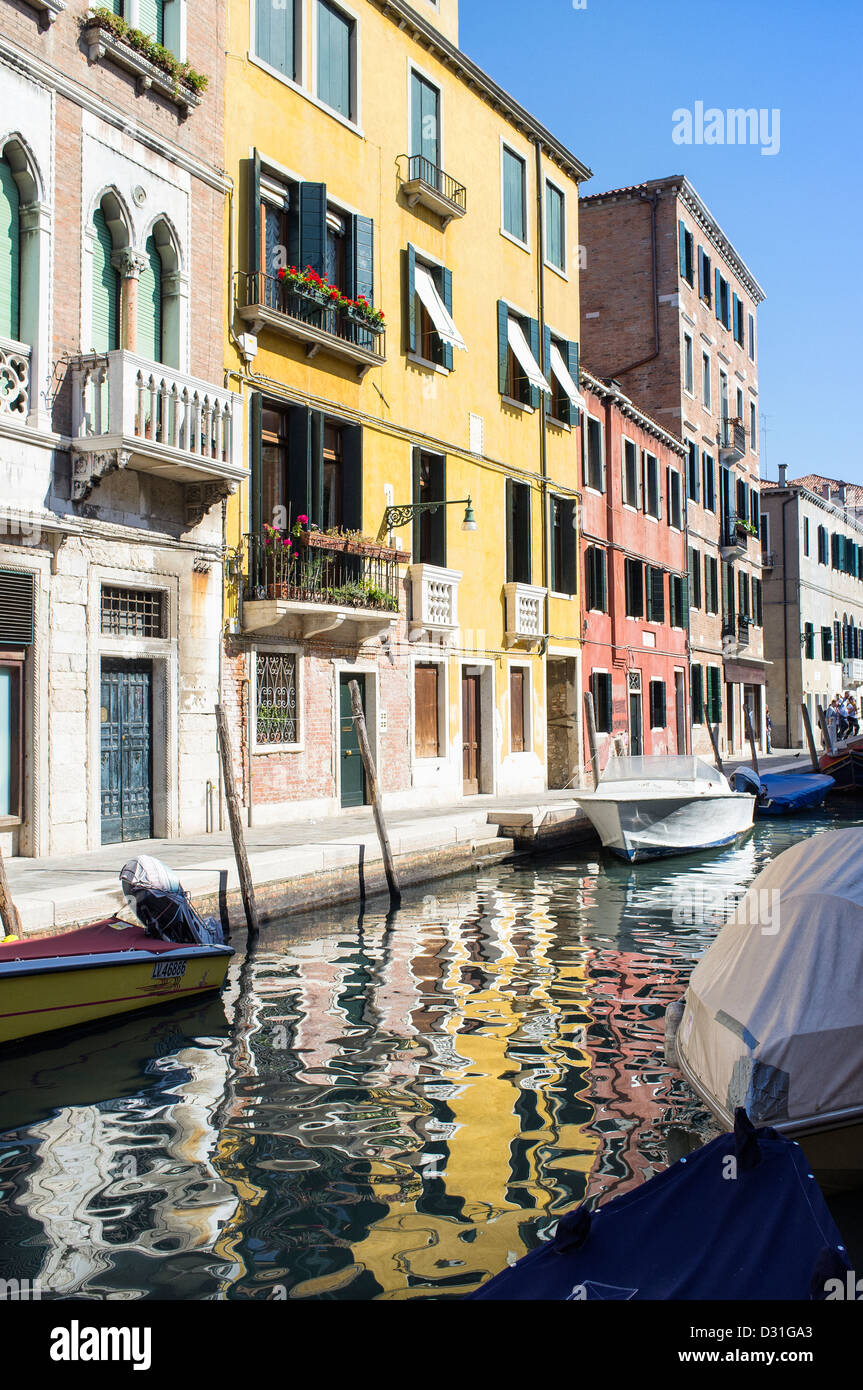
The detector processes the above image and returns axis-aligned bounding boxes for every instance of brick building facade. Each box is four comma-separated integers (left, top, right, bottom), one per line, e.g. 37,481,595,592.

579,176,767,756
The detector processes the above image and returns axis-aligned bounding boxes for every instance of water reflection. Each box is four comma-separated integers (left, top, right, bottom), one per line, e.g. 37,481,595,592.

0,804,859,1299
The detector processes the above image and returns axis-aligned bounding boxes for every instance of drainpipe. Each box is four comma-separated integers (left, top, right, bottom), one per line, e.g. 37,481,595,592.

614,192,661,378
534,139,550,647
781,492,794,746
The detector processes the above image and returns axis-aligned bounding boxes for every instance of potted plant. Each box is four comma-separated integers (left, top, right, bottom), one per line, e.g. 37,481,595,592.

342,295,385,335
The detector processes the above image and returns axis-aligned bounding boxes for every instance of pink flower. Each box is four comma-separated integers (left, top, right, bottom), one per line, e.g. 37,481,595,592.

297,514,308,525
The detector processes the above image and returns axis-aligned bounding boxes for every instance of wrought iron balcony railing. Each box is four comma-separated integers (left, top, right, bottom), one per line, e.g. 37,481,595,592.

243,532,401,614
719,416,746,461
237,273,386,374
403,155,467,213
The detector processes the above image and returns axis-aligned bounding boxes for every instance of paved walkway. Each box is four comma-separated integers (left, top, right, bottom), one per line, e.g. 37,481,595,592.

5,791,582,935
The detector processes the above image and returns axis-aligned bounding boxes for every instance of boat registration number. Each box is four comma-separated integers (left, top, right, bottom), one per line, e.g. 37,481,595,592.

152,959,187,980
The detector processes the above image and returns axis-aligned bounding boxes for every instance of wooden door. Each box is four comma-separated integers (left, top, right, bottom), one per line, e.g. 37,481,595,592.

675,671,686,754
462,672,481,795
629,691,643,756
100,661,153,844
339,674,367,808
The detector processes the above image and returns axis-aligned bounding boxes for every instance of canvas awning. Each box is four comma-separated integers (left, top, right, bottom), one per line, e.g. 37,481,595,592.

549,341,586,408
507,317,551,394
413,265,467,352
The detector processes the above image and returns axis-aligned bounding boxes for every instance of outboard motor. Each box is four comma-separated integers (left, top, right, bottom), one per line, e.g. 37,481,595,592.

120,855,227,946
728,765,766,802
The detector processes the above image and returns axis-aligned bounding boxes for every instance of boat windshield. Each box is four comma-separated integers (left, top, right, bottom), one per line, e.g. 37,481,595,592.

600,755,723,786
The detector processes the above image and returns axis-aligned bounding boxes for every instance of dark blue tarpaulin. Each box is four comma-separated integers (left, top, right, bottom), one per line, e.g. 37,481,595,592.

468,1113,851,1300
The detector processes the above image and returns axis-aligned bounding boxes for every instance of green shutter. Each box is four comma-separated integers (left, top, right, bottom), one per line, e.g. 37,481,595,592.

502,148,525,242
528,317,542,411
91,206,120,353
348,213,374,304
691,665,703,723
295,182,327,277
250,391,263,535
137,234,163,364
566,340,580,425
715,268,721,321
562,498,577,595
678,220,686,278
342,424,363,532
505,477,514,581
406,244,417,354
247,151,261,281
411,70,439,167
439,265,454,372
256,0,294,78
137,0,164,43
0,157,20,341
318,0,352,118
497,300,509,396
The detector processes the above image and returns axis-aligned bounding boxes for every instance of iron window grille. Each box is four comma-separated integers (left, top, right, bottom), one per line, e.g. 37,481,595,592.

100,587,164,639
256,651,298,746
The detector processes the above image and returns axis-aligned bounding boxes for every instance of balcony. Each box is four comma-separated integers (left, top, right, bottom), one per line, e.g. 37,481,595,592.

842,660,863,689
241,531,407,642
69,352,246,522
81,17,204,116
719,515,747,560
0,336,30,422
400,155,467,228
504,583,547,649
408,564,462,644
761,551,777,570
722,616,750,655
236,274,386,380
719,417,746,463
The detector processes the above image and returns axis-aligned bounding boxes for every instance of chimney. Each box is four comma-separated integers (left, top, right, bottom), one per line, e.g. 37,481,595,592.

778,463,788,486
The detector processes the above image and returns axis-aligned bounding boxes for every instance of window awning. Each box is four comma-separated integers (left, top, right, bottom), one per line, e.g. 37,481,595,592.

507,317,551,394
414,265,467,352
549,341,586,408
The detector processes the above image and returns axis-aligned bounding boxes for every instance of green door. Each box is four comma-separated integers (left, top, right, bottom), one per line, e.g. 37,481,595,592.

92,207,120,353
339,674,366,809
101,661,153,843
138,233,163,364
0,156,20,341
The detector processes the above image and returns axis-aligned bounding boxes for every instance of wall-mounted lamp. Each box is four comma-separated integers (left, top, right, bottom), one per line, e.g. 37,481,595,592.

377,497,478,542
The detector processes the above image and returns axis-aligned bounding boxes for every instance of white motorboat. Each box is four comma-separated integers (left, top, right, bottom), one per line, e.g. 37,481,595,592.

573,755,756,862
670,828,863,1191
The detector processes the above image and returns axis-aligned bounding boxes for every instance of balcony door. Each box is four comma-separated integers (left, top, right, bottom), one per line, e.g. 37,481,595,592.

92,205,121,354
411,70,441,173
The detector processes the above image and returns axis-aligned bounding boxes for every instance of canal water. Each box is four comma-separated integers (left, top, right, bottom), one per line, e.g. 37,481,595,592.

1,804,861,1300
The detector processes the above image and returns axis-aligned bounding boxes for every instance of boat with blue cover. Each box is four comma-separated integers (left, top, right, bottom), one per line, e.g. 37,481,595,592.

729,765,835,815
468,1111,851,1300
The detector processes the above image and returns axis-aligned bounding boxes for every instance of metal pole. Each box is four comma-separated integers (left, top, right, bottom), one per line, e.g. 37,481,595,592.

349,680,401,908
583,691,601,790
801,703,821,773
215,703,259,938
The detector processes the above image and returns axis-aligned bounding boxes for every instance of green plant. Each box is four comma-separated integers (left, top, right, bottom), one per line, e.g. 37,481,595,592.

86,8,209,95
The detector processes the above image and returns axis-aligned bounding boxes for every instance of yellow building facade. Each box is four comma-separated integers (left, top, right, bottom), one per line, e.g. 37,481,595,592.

223,0,590,821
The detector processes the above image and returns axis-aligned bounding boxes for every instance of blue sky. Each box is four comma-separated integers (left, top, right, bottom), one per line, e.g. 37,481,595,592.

459,0,862,485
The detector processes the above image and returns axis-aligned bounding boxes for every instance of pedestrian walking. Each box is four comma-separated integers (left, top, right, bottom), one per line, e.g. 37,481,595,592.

765,712,773,754
826,699,840,747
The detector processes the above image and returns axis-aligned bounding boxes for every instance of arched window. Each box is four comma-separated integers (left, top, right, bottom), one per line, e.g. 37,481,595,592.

0,154,21,342
92,204,121,353
138,233,163,363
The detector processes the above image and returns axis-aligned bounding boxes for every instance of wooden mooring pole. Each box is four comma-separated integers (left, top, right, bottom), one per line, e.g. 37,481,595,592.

583,691,601,790
215,703,259,938
801,704,821,773
349,679,401,909
706,721,725,776
744,706,760,779
0,846,22,940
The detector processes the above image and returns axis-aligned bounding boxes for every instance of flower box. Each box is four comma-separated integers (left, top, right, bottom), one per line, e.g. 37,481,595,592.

343,306,385,335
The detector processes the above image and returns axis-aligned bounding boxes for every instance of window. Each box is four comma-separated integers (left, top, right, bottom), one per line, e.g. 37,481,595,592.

705,555,718,614
691,664,704,724
410,69,440,170
683,333,694,394
643,451,660,518
649,680,667,730
547,335,580,426
316,0,354,120
623,438,640,507
678,220,694,285
750,401,757,452
550,495,578,595
584,415,605,492
733,293,745,346
818,525,828,565
804,623,815,660
506,479,531,584
255,0,299,81
545,181,565,272
749,487,760,531
256,651,299,747
101,586,164,638
715,272,731,329
698,247,712,304
670,574,688,629
702,353,711,410
738,570,750,620
501,145,527,245
702,453,716,513
414,663,441,758
719,369,729,423
585,546,607,612
0,154,21,343
822,626,833,661
510,667,528,753
748,312,756,362
0,658,22,819
92,203,121,354
590,671,613,733
686,441,700,503
736,477,747,523
625,559,644,618
752,576,763,627
409,254,464,368
667,468,683,530
688,547,702,610
736,387,744,422
413,449,446,566
253,398,362,535
707,666,722,724
803,517,810,557
645,566,665,623
498,303,548,407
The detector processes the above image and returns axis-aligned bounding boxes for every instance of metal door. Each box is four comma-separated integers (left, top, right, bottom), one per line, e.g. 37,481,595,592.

339,674,366,808
101,661,153,844
462,672,481,794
